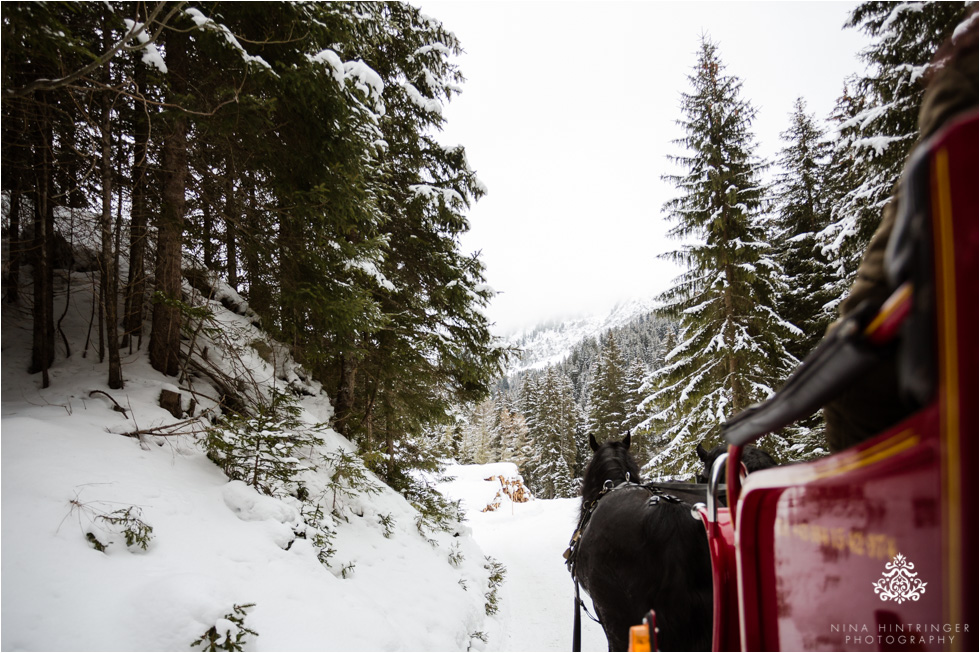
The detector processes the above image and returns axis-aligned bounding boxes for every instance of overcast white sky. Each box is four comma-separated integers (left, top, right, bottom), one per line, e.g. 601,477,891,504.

417,1,871,335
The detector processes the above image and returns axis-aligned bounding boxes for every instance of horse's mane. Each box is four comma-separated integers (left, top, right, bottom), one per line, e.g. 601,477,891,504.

580,440,643,520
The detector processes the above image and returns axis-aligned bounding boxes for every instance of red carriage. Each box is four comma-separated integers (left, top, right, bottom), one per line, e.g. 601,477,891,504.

631,111,978,652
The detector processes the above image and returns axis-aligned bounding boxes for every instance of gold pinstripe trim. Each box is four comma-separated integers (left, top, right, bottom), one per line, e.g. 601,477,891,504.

809,430,920,481
864,282,913,339
933,147,962,648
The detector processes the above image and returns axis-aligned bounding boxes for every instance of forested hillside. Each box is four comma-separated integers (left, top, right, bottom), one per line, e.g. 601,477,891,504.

2,0,974,542
2,2,507,496
451,1,976,493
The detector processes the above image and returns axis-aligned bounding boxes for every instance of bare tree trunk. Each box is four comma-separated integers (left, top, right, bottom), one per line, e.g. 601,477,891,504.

29,96,55,386
242,175,269,316
384,396,395,482
223,164,238,289
202,201,215,270
5,191,21,304
364,379,378,450
149,27,188,377
101,54,123,388
123,59,149,351
333,353,357,437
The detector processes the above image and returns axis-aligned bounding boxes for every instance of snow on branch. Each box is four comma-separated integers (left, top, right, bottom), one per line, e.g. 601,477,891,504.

409,184,465,207
185,7,274,72
123,19,167,72
402,82,443,115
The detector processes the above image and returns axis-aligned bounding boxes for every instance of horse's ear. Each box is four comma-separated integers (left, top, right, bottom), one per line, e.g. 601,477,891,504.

696,443,709,462
622,431,631,450
589,434,599,451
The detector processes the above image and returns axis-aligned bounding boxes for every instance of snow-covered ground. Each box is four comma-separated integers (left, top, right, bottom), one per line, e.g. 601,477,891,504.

0,267,485,651
438,464,608,652
1,264,609,651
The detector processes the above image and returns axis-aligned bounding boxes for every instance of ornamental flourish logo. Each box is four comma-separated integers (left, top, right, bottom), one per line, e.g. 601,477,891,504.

873,553,928,604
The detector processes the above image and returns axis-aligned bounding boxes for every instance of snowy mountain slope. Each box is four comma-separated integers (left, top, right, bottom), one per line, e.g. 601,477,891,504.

0,267,496,651
505,296,660,373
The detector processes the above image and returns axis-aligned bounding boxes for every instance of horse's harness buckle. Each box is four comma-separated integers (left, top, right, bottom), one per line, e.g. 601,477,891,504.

646,486,682,506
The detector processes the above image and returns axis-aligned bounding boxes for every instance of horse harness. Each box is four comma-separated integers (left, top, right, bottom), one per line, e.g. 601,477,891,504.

564,477,691,651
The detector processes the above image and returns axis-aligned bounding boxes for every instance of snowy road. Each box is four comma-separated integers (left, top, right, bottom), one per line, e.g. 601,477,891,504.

440,465,608,652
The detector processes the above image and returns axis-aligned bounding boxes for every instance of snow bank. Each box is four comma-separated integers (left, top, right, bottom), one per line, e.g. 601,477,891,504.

1,262,496,651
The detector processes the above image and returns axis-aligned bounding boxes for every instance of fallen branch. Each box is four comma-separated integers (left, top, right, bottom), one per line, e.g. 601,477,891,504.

120,410,215,438
89,390,128,418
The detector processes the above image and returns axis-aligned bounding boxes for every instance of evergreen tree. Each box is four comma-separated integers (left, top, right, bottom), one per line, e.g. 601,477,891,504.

624,359,649,459
461,397,498,464
771,98,842,455
644,37,799,477
520,367,579,498
817,78,868,319
773,98,837,359
517,375,543,491
820,2,972,288
586,333,630,444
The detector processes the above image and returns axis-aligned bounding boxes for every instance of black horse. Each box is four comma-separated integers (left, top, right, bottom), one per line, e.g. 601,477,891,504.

572,434,713,651
694,442,778,484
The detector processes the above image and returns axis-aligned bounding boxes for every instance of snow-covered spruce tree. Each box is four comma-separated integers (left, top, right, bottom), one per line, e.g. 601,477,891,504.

320,4,507,515
624,359,650,460
816,79,868,320
773,98,837,360
585,333,631,446
819,1,973,290
771,99,840,459
643,37,800,477
204,390,323,497
524,367,580,499
516,374,543,492
496,406,530,472
460,397,499,464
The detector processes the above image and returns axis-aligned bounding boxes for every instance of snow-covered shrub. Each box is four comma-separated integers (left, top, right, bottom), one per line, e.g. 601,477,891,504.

483,556,506,616
339,561,356,579
204,391,323,497
377,512,395,538
69,499,154,553
95,507,154,551
322,448,380,515
299,500,338,567
191,603,258,652
448,541,464,567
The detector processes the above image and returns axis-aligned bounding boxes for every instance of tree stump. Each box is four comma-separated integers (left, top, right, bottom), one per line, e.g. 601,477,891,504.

159,389,182,418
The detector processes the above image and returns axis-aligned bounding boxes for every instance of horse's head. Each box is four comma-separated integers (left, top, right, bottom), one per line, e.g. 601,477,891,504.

695,442,778,484
580,432,642,516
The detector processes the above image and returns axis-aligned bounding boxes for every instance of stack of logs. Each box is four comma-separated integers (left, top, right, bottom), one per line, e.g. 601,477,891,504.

481,474,532,512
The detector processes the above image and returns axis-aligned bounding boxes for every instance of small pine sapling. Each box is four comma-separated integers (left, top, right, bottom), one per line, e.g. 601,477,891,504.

322,449,380,515
468,631,489,651
483,556,506,616
67,497,154,553
98,507,154,550
377,512,395,538
302,502,337,567
339,561,356,579
191,603,258,652
204,390,324,497
448,541,464,567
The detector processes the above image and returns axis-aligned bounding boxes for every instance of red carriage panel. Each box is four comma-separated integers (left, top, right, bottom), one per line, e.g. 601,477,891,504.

726,113,977,652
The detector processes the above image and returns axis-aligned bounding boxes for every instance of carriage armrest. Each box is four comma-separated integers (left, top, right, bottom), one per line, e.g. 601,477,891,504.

721,298,891,446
